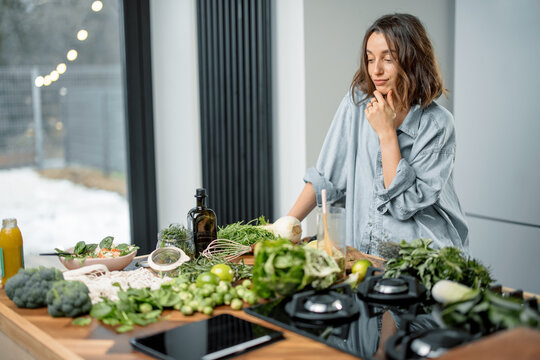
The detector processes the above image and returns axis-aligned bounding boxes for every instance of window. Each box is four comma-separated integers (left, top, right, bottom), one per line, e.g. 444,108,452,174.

0,0,150,267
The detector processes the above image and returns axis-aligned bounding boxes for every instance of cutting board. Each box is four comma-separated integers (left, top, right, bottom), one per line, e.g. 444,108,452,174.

438,327,540,360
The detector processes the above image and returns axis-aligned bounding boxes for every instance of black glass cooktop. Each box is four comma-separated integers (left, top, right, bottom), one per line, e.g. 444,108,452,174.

243,279,468,360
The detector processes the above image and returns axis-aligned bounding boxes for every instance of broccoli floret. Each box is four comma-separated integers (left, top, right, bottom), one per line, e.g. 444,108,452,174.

4,267,64,308
46,280,92,318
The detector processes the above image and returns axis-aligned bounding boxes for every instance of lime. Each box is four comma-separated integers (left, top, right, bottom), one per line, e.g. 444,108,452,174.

351,259,372,282
211,263,234,282
306,240,318,248
196,271,220,288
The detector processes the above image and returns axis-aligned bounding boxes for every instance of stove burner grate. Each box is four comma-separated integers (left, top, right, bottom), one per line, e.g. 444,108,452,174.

385,322,474,360
285,284,360,321
374,278,409,294
357,267,426,303
304,294,344,314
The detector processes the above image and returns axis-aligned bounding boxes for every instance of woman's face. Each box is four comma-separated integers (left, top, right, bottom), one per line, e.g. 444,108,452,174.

366,32,398,95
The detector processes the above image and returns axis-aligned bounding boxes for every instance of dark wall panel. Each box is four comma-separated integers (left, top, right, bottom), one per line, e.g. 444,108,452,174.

196,0,273,225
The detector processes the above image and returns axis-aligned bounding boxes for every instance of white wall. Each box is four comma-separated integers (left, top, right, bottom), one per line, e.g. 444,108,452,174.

150,0,201,231
454,0,540,293
271,0,307,224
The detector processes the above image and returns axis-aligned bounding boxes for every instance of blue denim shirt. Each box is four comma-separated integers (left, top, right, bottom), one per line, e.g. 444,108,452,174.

304,92,469,256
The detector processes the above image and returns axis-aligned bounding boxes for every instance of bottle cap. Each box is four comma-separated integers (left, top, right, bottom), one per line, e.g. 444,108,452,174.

2,218,17,228
195,188,207,198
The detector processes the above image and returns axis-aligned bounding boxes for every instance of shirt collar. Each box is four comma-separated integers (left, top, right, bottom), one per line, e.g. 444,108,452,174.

397,104,422,137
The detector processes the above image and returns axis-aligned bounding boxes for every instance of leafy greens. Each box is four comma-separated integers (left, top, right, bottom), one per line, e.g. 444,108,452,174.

55,236,138,264
438,289,540,335
217,217,276,246
384,238,493,297
174,256,253,283
157,224,194,258
252,238,341,299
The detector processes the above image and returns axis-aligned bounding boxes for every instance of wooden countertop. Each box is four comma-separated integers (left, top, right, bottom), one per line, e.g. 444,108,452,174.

1,252,539,360
3,288,540,360
0,290,360,360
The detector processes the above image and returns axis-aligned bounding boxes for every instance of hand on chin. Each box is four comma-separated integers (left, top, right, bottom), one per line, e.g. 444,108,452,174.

375,86,390,96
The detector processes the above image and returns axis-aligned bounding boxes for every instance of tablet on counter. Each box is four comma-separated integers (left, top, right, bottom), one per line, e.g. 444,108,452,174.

130,314,283,360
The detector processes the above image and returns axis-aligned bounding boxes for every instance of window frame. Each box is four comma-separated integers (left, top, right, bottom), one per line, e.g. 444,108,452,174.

122,0,157,254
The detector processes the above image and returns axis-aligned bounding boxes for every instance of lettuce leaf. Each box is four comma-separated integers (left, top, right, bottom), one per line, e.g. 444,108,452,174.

252,238,340,299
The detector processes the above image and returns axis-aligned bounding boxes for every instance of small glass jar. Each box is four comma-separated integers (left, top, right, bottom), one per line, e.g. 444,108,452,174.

316,206,346,279
156,223,195,259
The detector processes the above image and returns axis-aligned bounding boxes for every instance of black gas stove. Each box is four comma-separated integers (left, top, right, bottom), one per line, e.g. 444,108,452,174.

245,268,472,359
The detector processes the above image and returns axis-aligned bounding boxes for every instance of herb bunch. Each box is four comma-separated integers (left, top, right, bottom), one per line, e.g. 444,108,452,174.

175,256,253,283
376,238,401,260
157,224,194,258
217,217,276,246
384,239,493,297
159,223,188,241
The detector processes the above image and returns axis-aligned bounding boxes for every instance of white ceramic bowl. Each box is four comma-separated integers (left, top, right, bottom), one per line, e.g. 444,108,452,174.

59,247,137,271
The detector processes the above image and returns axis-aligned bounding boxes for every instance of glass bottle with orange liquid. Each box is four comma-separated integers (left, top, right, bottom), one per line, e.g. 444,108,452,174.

0,218,24,286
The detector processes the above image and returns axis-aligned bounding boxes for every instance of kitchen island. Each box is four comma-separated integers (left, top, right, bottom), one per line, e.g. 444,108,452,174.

2,288,540,360
1,289,360,360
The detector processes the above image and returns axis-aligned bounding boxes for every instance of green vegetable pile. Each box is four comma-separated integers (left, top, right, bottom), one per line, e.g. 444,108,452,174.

157,223,194,258
384,239,493,297
175,256,253,283
217,216,276,246
90,276,259,333
439,289,540,335
46,280,93,317
252,238,341,299
5,267,93,320
4,261,258,333
90,286,165,333
5,267,64,308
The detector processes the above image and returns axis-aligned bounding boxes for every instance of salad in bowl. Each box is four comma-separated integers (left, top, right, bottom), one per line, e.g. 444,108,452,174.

56,236,139,271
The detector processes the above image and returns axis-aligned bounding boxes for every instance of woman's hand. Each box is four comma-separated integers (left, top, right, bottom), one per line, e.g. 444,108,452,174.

365,90,397,139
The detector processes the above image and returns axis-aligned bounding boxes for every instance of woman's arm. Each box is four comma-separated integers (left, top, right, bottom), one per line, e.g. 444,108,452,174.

373,106,457,221
365,90,402,188
379,133,402,188
287,182,317,222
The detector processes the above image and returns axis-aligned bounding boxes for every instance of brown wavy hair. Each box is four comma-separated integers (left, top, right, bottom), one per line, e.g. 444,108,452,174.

350,13,447,109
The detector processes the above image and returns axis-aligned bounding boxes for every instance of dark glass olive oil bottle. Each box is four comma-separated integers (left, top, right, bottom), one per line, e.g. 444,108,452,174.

187,188,217,257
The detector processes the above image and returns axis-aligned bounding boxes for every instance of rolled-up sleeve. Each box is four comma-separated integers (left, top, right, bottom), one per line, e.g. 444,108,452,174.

374,115,456,221
374,158,417,205
303,94,352,205
304,167,345,205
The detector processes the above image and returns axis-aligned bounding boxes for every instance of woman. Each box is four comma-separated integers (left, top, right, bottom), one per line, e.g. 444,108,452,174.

287,14,469,255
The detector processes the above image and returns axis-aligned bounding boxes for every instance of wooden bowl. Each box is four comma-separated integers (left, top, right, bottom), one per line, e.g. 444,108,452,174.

59,247,137,272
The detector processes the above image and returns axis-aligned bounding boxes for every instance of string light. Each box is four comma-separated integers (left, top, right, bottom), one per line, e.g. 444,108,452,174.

91,1,103,12
35,76,45,87
66,49,78,61
57,63,67,74
34,3,101,87
77,29,88,41
50,70,59,81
